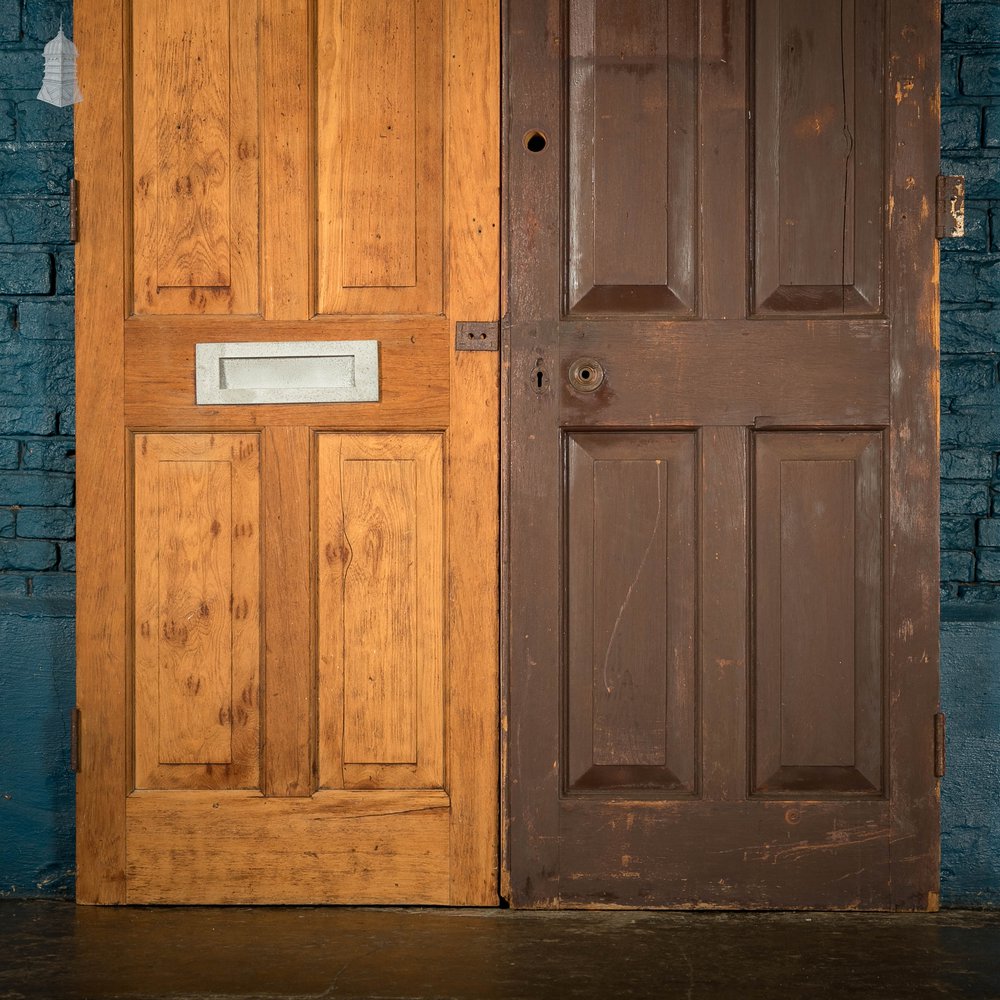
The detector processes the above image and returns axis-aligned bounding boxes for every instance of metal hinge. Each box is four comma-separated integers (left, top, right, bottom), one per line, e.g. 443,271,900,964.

455,319,500,352
934,712,946,778
70,707,81,773
936,175,965,240
68,178,79,244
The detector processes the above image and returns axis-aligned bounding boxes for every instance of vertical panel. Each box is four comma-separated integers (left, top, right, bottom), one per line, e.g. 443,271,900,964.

566,432,697,793
754,431,883,795
132,0,260,314
753,0,885,314
76,0,129,903
317,434,445,791
262,427,314,796
317,0,444,315
133,433,261,790
261,0,312,321
568,0,697,315
340,2,417,289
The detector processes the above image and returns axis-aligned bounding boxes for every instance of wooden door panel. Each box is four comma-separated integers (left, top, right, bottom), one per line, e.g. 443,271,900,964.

317,0,444,316
131,0,260,315
567,0,697,315
133,433,261,792
318,433,445,792
566,432,696,794
508,0,939,909
754,431,884,796
753,0,886,315
77,0,499,905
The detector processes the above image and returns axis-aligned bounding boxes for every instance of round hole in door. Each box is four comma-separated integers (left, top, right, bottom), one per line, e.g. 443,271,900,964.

523,130,547,153
568,357,605,393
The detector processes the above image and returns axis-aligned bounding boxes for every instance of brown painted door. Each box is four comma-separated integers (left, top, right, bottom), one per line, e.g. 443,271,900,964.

75,0,499,904
507,0,941,908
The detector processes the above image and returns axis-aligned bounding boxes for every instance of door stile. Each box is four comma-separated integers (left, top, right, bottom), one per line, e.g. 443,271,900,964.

507,0,563,907
886,0,941,910
446,0,502,905
75,0,128,905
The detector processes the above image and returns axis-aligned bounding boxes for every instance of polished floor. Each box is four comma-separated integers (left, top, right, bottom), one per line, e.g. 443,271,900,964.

1,902,999,999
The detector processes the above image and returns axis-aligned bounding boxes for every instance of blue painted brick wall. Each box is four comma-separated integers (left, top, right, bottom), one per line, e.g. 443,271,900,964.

0,0,76,898
942,0,1000,608
935,0,1000,909
0,0,74,608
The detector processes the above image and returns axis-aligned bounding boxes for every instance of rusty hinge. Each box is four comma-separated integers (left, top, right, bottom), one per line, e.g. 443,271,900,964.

70,707,81,773
936,175,965,240
934,712,946,778
456,319,500,352
68,178,79,244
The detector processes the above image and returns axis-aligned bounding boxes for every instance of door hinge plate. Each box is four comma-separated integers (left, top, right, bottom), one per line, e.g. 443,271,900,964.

69,178,79,244
936,175,965,240
70,706,81,773
456,320,500,352
934,712,946,778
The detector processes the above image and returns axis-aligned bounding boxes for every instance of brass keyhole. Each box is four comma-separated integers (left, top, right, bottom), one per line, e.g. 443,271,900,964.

568,357,605,393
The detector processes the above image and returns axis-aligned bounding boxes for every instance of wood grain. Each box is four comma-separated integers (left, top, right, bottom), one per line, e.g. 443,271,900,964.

261,0,312,320
123,318,451,429
75,0,128,904
317,0,444,315
126,791,450,904
132,0,259,314
81,0,500,906
446,0,501,906
262,427,314,797
133,434,261,791
317,434,445,792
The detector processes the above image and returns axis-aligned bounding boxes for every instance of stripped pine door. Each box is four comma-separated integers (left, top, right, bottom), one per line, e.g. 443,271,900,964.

75,0,499,904
507,0,941,908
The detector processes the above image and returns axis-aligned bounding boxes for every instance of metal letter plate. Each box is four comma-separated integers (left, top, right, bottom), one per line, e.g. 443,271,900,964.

195,341,380,405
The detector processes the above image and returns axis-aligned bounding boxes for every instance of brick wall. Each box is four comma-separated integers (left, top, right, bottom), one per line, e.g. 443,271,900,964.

0,0,75,898
0,0,74,605
941,2,1000,609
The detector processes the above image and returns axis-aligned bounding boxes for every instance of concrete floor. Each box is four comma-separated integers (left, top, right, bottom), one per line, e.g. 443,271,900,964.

1,903,999,1000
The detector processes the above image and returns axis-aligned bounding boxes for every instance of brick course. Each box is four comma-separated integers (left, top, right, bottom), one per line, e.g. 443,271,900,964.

0,0,75,608
941,4,1000,608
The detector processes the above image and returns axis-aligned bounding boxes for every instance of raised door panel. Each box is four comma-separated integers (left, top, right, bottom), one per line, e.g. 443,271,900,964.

566,432,697,793
317,433,445,791
753,0,886,315
316,0,444,316
567,0,697,316
131,0,260,315
754,431,883,795
133,433,261,791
